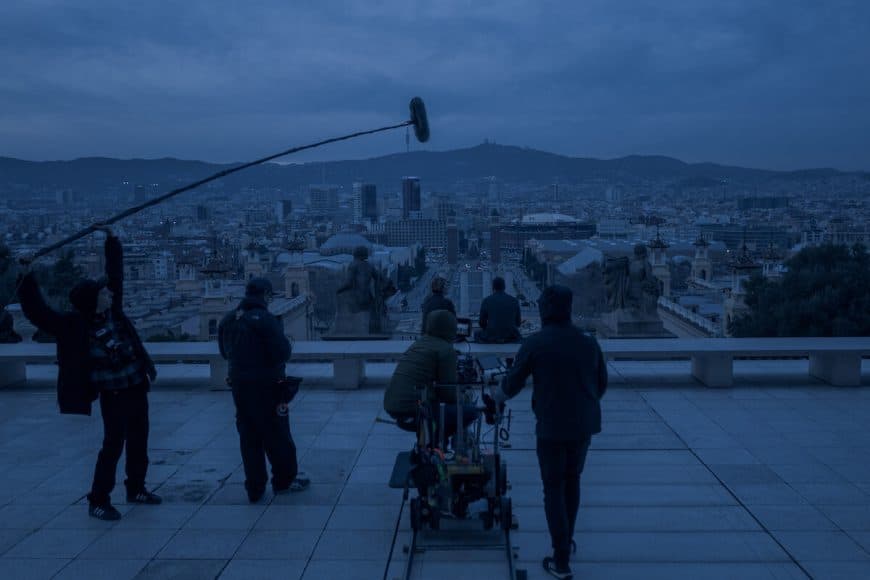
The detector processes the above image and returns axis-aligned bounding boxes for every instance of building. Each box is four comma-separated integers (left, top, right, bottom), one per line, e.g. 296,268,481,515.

738,197,790,210
447,212,459,265
489,210,502,264
309,185,339,216
402,177,421,219
384,219,446,249
500,213,596,250
352,182,378,224
275,200,293,224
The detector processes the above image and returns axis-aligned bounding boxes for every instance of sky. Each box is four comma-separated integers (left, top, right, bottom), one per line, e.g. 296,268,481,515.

1,0,869,171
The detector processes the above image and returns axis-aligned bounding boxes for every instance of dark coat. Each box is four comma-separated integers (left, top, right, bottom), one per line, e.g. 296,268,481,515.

501,286,607,440
385,309,458,416
17,236,156,415
421,292,455,333
478,291,522,343
218,296,291,385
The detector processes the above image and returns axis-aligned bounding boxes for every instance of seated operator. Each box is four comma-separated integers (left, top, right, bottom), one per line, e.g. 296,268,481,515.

384,309,478,441
476,276,522,343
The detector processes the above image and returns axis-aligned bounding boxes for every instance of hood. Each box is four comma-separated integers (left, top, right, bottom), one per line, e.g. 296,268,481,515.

538,285,573,325
425,309,457,341
69,278,107,316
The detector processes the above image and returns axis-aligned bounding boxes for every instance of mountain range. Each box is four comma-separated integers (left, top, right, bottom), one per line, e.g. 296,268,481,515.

1,143,866,197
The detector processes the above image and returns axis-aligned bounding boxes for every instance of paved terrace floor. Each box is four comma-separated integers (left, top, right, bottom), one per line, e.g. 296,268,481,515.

1,361,870,580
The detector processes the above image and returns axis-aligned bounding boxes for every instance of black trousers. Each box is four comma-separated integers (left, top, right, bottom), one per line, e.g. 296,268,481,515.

88,388,150,505
232,386,298,493
536,436,591,566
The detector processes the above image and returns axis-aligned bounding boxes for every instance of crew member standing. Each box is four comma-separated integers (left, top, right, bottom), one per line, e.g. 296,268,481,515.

18,226,161,521
218,278,309,502
493,285,607,580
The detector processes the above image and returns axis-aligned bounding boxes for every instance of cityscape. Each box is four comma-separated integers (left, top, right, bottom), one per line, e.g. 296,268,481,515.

1,1,869,579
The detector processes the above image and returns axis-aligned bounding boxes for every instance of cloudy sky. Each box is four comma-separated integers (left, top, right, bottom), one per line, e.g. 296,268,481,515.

1,1,868,170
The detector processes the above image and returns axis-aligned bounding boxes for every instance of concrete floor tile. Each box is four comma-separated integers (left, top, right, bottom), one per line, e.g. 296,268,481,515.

817,505,870,531
0,558,68,580
218,559,305,580
311,529,394,561
4,528,105,559
234,530,319,560
115,505,199,530
802,561,870,580
157,529,246,560
747,505,839,531
301,560,386,580
79,528,176,560
183,505,266,530
255,505,334,530
133,559,227,579
54,558,148,580
772,531,870,562
326,504,402,531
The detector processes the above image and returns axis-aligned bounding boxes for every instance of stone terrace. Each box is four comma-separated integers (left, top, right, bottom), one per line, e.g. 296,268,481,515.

1,362,870,580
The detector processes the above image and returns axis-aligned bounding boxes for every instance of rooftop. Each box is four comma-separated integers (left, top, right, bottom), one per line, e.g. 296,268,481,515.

1,360,869,579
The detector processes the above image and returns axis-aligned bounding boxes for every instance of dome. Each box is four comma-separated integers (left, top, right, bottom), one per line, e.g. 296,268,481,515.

320,233,372,255
518,213,578,226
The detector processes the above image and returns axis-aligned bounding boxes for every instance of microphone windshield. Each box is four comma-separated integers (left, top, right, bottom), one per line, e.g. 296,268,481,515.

409,97,430,143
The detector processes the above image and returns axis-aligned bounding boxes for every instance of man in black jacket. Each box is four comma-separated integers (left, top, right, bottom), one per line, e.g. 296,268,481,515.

420,276,455,334
476,276,522,343
218,278,309,502
494,285,607,580
18,227,161,521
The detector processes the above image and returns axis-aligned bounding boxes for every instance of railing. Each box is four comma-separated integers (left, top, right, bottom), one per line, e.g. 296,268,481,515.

1,337,869,389
658,296,721,336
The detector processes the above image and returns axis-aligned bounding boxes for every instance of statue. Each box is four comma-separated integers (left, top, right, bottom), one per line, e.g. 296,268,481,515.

602,244,667,337
334,246,397,335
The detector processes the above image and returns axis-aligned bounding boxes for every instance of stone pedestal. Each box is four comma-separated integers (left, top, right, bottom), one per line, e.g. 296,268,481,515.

0,361,26,388
810,352,861,386
600,310,670,338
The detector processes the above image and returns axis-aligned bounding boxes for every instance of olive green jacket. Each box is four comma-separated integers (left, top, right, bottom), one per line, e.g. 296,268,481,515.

384,309,458,415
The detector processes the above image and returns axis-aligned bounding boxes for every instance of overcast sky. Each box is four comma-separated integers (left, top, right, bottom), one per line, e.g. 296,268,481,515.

1,1,868,170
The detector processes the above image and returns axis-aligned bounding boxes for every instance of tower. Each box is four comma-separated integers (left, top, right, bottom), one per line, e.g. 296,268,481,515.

724,242,761,336
283,236,310,299
691,235,712,283
446,210,459,265
489,209,502,264
648,231,671,298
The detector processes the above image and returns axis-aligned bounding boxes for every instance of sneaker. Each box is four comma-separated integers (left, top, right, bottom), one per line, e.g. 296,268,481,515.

275,473,311,494
542,556,573,580
126,489,162,505
89,503,122,521
247,488,265,503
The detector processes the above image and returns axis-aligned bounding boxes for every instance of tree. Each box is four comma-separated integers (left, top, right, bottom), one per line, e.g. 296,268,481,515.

39,250,84,310
731,243,870,337
0,244,18,307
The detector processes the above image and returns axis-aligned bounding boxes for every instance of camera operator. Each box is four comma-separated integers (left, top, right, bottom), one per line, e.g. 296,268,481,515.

384,309,476,440
493,285,607,580
218,278,309,502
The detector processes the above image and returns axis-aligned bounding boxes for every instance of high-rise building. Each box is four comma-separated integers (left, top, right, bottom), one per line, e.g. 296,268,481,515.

402,177,421,219
447,211,459,265
384,219,445,249
353,182,378,223
489,210,502,264
275,200,293,224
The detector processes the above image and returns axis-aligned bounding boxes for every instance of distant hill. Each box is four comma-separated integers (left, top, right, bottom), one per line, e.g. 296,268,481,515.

0,143,863,198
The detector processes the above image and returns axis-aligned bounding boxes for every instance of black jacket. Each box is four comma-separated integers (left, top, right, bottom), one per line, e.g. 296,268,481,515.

478,291,522,343
17,236,156,415
421,292,455,333
218,296,291,385
501,286,607,440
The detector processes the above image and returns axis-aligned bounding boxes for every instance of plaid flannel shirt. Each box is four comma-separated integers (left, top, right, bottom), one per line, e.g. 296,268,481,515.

88,315,147,391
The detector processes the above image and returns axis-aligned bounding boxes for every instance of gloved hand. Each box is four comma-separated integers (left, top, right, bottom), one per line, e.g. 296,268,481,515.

482,391,505,425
